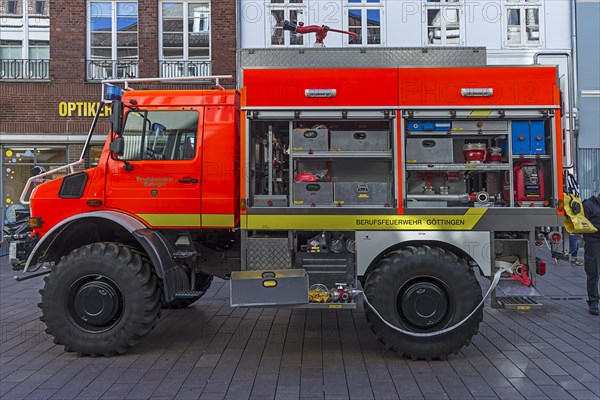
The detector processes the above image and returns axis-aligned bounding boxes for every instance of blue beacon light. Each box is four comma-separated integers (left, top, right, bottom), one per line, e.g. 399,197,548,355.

105,85,123,101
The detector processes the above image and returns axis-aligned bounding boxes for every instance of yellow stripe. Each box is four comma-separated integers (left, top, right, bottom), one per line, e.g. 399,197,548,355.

136,213,235,227
242,208,487,231
468,110,492,118
138,214,201,227
202,214,235,227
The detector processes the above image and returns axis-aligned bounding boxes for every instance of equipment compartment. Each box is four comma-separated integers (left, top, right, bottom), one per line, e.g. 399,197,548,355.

334,182,391,206
292,128,328,151
330,130,390,151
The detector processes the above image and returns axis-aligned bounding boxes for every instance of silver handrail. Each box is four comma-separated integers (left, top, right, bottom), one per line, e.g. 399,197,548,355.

533,52,575,169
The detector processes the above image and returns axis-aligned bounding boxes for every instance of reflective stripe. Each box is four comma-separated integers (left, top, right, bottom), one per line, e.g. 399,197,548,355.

202,214,235,227
468,110,492,118
242,209,487,230
137,214,201,227
137,213,235,227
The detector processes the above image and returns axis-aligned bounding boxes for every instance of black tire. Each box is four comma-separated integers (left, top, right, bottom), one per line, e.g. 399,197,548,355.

162,271,213,309
364,245,483,360
39,243,161,356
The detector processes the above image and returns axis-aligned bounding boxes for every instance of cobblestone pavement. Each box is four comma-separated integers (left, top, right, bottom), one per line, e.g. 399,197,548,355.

0,247,599,400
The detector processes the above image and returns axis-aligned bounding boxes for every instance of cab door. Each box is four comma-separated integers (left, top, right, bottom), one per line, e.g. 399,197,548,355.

105,108,204,228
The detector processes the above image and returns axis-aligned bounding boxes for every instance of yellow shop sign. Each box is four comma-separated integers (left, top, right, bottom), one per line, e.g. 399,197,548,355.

58,102,112,118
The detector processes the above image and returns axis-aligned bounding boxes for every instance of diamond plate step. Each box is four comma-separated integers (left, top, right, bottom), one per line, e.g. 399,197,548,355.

495,296,543,310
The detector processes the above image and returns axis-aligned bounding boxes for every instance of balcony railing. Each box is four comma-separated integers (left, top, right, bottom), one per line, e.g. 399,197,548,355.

87,59,139,81
0,59,49,80
159,60,212,78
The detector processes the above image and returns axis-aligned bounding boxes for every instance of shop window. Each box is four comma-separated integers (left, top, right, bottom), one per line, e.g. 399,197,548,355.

2,146,67,225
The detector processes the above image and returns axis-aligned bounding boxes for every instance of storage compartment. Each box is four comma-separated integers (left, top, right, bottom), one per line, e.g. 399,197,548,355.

330,130,390,151
293,182,333,206
530,121,546,155
295,253,355,286
292,128,328,151
512,121,532,155
334,182,390,205
246,233,292,270
452,120,508,132
406,138,454,163
406,121,451,132
230,269,308,307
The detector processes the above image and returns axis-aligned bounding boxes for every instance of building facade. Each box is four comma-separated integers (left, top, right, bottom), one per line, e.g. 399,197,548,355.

575,0,600,199
0,0,237,235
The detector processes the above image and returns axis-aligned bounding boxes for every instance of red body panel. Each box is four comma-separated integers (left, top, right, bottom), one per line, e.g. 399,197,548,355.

244,68,399,107
398,67,558,106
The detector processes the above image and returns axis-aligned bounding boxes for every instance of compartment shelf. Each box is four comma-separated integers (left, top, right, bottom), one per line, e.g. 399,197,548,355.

406,163,512,171
293,151,393,158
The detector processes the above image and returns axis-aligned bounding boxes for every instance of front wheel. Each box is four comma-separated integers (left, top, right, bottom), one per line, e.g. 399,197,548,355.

364,245,483,360
39,243,161,356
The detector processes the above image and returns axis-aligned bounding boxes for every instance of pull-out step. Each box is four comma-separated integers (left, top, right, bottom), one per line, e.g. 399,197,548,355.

230,269,309,307
174,290,205,298
495,296,543,310
492,279,544,310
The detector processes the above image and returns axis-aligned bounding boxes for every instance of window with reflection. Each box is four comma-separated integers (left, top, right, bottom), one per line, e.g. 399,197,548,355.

119,110,198,161
346,0,381,46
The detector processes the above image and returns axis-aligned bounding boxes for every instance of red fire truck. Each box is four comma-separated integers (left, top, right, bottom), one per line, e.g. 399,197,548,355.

11,49,566,360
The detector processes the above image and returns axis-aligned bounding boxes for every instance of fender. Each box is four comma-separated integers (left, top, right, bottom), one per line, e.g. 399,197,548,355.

25,211,180,300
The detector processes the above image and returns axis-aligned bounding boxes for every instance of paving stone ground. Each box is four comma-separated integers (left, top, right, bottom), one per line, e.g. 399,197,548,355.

0,246,599,400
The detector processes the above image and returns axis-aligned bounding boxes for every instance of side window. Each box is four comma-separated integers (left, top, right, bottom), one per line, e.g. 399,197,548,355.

119,110,198,161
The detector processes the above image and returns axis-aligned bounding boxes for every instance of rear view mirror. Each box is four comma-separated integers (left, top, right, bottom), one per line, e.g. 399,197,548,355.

110,136,124,156
111,101,124,135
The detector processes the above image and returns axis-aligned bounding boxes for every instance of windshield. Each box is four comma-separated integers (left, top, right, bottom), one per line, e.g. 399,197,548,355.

119,110,198,161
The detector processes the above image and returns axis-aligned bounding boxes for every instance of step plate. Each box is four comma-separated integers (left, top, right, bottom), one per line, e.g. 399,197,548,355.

495,296,543,310
174,290,204,298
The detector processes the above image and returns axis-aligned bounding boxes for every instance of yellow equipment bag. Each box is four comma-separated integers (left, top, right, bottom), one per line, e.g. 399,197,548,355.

563,192,598,234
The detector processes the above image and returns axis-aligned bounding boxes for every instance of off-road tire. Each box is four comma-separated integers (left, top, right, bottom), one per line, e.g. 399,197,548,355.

39,242,161,356
162,271,213,309
364,245,483,360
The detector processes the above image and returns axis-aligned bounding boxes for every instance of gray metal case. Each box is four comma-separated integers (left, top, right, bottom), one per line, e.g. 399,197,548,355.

405,138,454,163
330,130,390,151
292,128,328,151
230,269,308,307
293,182,333,206
334,182,390,205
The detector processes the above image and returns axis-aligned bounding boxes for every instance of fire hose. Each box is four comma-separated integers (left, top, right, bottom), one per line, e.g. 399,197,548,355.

361,260,515,337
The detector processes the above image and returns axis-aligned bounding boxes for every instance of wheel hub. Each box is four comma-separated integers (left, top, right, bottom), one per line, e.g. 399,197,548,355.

71,279,121,328
400,281,448,328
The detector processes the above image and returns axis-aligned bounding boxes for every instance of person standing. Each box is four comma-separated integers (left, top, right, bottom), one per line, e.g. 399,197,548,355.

569,234,583,266
582,193,600,315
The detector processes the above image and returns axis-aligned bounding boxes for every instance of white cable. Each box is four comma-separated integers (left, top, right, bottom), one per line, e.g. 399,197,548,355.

361,264,512,337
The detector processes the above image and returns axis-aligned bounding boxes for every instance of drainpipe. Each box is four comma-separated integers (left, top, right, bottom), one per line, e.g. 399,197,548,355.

570,0,579,177
236,0,242,89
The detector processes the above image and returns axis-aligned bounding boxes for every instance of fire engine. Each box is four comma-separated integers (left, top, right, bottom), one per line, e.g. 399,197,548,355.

10,48,567,360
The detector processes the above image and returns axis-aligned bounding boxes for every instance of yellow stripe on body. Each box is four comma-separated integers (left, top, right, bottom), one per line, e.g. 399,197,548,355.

242,208,487,231
202,214,235,227
468,110,492,118
136,213,235,227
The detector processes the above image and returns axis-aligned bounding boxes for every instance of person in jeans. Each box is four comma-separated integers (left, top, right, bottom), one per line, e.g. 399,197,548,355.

569,234,583,266
582,193,600,315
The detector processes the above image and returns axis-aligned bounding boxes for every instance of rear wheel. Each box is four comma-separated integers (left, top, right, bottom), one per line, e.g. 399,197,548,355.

364,245,482,360
39,243,161,356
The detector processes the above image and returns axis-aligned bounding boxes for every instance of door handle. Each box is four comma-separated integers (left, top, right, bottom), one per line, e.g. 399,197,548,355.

179,178,199,184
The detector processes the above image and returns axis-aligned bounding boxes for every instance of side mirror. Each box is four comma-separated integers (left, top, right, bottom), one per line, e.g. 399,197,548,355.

110,136,125,156
111,101,124,135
